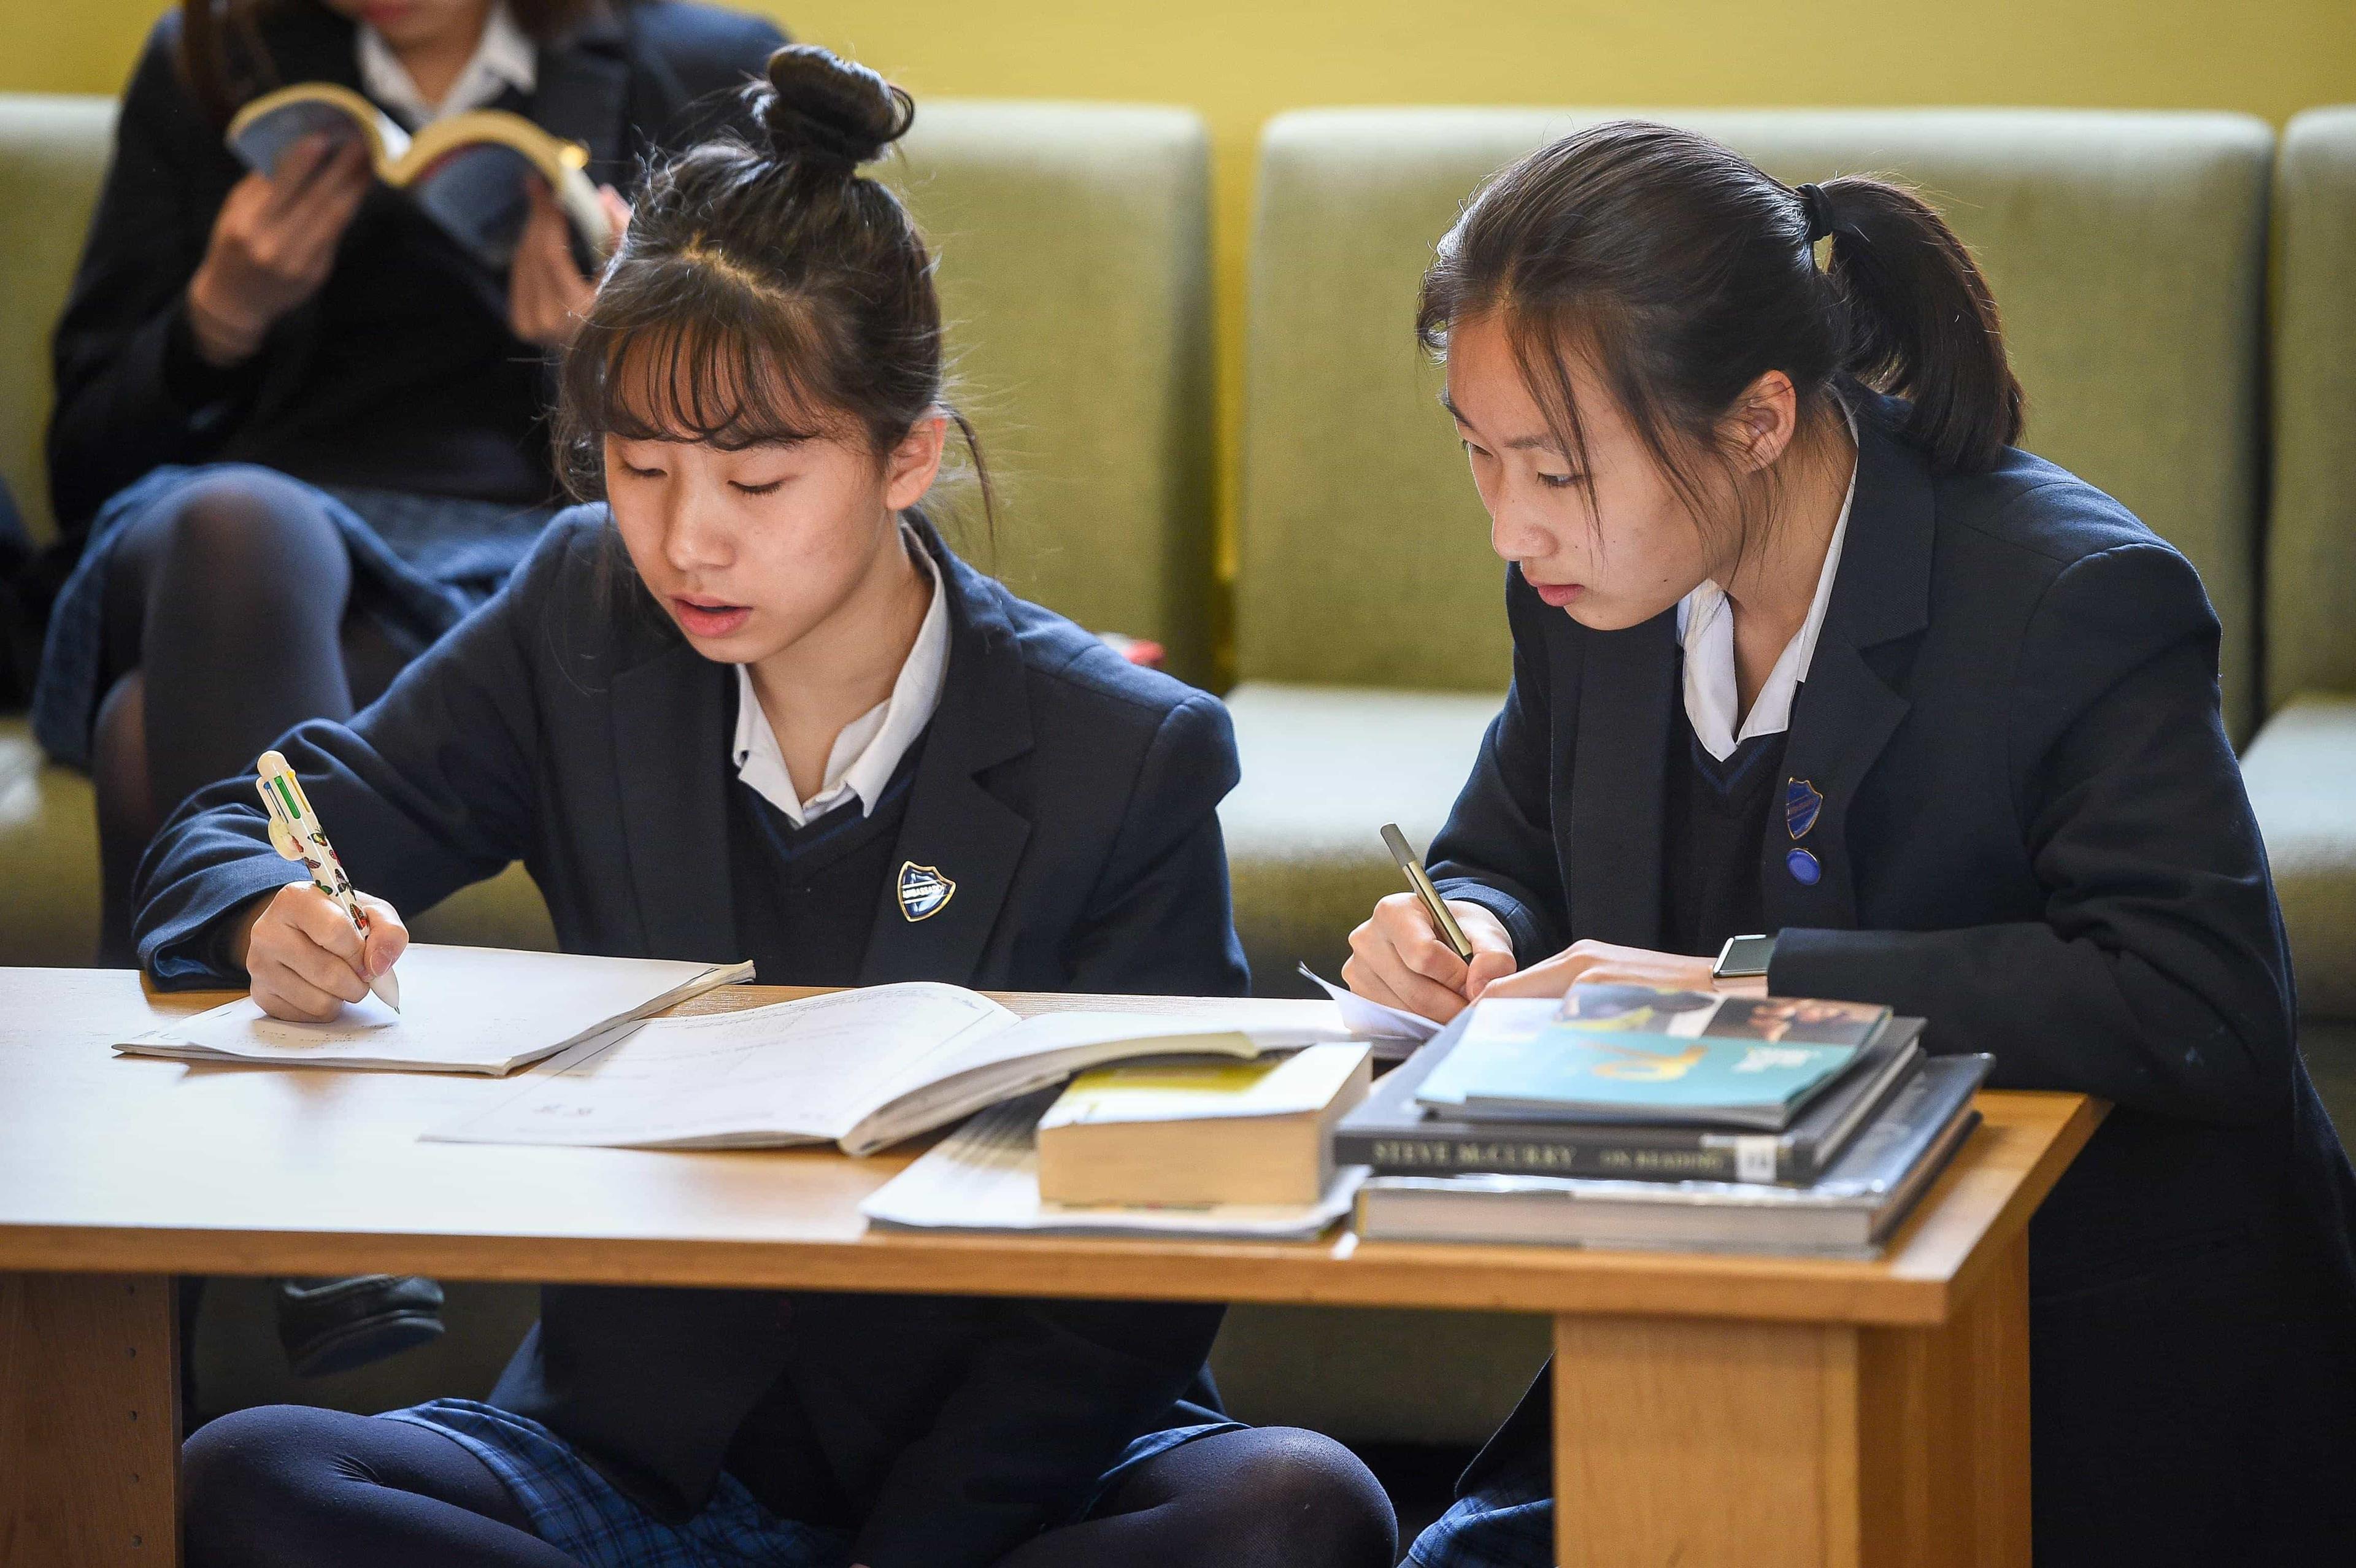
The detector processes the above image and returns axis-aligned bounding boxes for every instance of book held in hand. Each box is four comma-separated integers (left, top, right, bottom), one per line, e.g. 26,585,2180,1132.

1336,1011,1925,1185
1036,1042,1374,1207
1413,985,1892,1131
226,82,614,269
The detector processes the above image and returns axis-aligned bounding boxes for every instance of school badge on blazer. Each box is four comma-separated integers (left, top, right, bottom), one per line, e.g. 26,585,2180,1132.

896,861,956,922
1785,777,1824,885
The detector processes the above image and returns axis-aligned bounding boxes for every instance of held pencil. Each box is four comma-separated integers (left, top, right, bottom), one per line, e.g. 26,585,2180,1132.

1379,821,1474,964
254,750,401,1012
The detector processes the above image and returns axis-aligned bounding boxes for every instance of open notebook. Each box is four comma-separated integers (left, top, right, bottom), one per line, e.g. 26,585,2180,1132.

429,982,1344,1155
115,945,753,1075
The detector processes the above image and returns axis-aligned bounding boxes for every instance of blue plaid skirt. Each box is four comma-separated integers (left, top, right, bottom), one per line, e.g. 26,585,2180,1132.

1404,1442,1552,1568
30,463,557,767
385,1398,1245,1568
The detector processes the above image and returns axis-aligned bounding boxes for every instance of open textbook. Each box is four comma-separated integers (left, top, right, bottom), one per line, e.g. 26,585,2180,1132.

430,983,1347,1156
115,945,753,1074
861,1089,1370,1240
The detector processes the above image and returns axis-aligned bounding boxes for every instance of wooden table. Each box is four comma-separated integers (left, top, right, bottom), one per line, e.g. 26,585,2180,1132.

0,968,2100,1568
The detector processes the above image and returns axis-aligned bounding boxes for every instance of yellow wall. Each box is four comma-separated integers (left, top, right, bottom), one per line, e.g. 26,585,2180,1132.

15,1,2355,574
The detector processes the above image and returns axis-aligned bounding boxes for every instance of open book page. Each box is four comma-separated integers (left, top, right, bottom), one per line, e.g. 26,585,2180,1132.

430,987,1345,1153
227,85,410,176
114,946,752,1075
860,1091,1370,1240
427,982,1018,1148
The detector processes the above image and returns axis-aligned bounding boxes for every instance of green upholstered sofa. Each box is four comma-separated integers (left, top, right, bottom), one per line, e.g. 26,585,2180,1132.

1222,106,2281,997
0,94,110,967
0,91,1215,967
2244,107,2356,1024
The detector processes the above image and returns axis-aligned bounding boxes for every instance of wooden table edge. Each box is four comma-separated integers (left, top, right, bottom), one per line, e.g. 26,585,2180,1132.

1933,1088,2106,1313
0,977,2098,1329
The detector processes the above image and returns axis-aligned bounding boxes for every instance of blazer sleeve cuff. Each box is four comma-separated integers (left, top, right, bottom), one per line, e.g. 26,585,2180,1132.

1432,877,1550,966
139,855,309,990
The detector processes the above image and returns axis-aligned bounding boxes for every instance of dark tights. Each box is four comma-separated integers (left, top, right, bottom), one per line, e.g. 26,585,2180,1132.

183,1405,1399,1568
94,470,412,963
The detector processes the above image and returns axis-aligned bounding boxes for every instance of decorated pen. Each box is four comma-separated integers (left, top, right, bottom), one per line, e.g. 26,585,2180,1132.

254,749,401,1012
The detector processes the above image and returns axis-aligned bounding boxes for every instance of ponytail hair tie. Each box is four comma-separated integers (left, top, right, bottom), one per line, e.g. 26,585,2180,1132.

1796,182,1836,244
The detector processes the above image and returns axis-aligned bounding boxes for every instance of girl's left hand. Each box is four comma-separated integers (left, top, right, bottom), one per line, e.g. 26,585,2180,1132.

507,180,629,349
1475,939,1717,1001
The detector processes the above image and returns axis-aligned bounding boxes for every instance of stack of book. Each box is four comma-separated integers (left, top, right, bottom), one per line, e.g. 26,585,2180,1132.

1336,986,1989,1258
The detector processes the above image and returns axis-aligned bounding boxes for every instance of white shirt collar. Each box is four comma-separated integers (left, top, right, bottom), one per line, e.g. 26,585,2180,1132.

357,2,537,129
731,531,949,828
1674,432,1860,763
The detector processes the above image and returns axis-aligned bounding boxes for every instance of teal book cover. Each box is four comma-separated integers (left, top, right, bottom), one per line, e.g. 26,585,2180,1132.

1411,986,1885,1126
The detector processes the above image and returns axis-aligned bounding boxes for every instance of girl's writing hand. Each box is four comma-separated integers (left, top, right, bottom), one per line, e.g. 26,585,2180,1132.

187,133,374,365
1477,939,1717,1001
228,882,410,1023
1344,893,1518,1022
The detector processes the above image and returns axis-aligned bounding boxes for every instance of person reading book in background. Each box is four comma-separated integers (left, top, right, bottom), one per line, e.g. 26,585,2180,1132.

1342,123,2356,1567
144,47,1396,1568
32,0,783,966
29,0,783,1415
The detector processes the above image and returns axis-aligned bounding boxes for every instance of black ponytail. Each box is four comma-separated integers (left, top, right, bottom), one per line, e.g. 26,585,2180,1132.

1811,176,2023,472
1417,121,2027,550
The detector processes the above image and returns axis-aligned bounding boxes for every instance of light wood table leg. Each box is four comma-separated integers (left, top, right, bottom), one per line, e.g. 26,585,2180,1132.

0,1272,180,1568
1552,1233,2031,1568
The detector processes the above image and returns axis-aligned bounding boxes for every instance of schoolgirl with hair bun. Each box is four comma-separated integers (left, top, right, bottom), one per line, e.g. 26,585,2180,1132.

148,45,1396,1568
1345,121,2356,1567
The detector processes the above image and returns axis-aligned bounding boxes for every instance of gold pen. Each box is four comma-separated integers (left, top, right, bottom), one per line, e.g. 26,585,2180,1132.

1380,822,1474,963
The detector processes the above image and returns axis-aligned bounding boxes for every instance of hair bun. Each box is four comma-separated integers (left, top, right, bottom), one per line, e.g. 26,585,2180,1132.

757,45,914,172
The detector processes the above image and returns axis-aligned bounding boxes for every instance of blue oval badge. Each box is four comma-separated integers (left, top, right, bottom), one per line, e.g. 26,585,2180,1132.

1785,847,1822,886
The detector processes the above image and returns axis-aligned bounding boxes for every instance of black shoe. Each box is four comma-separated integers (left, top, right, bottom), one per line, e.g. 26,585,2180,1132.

275,1275,445,1377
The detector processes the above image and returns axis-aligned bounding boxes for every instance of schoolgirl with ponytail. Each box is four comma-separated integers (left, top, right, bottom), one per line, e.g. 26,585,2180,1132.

1346,122,2356,1565
148,45,1396,1568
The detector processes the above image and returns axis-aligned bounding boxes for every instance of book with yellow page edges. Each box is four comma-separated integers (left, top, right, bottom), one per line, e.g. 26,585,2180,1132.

1036,1042,1374,1207
226,83,614,269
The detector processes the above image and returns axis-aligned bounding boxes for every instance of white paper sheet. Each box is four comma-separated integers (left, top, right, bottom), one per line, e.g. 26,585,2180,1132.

1298,964,1443,1043
114,945,753,1074
861,1090,1369,1240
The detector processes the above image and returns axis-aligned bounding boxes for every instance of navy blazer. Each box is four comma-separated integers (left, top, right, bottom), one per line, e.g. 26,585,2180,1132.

47,1,783,533
1433,399,2356,1506
134,510,1250,1568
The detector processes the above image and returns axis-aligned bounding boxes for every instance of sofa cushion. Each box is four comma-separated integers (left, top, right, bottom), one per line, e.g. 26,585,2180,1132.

1222,682,1501,994
405,861,557,953
0,714,98,966
0,94,115,549
1239,108,2275,740
2266,107,2356,713
2244,694,2356,1020
890,102,1216,682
